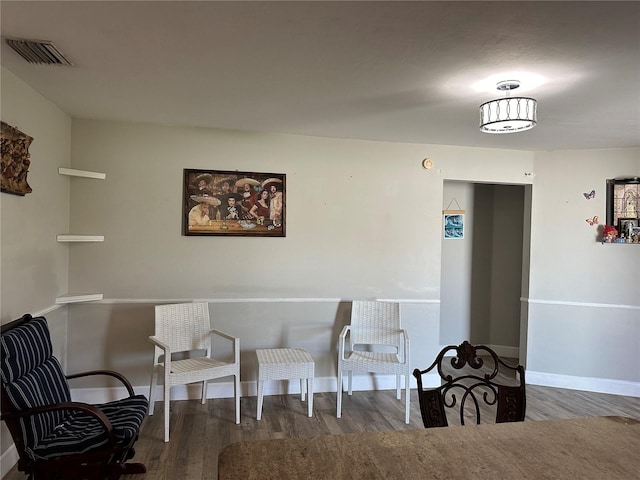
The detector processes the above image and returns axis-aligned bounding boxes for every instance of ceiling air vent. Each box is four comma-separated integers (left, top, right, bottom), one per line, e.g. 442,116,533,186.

5,38,73,66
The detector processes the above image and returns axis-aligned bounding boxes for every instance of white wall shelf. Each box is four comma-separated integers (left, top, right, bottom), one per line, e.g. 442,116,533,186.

56,293,104,304
57,235,104,242
58,167,106,179
56,167,106,305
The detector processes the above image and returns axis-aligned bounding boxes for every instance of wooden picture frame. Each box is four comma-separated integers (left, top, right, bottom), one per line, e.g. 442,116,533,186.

183,168,286,237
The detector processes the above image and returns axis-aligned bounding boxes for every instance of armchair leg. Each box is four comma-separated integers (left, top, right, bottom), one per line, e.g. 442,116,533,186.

148,368,158,415
396,374,401,400
107,462,147,480
405,379,410,424
234,373,240,424
164,384,170,442
336,370,343,418
201,380,208,405
122,462,147,475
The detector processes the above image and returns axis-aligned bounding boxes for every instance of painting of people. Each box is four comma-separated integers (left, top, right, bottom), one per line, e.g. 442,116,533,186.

183,169,286,237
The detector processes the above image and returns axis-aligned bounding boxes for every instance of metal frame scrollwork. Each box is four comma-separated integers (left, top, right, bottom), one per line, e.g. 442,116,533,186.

413,341,526,428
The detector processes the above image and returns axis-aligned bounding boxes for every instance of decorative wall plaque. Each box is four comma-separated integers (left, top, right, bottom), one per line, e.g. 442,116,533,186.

1,121,34,196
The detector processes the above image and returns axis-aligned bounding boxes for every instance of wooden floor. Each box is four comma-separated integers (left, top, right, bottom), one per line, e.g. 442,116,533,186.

4,385,640,480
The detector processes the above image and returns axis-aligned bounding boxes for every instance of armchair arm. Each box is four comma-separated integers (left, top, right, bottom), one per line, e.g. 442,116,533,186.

66,370,135,397
149,335,172,371
338,325,351,360
399,328,410,364
149,335,170,351
1,401,115,445
210,329,240,364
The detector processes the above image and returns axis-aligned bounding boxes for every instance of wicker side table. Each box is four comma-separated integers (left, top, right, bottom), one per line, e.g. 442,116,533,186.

256,348,315,420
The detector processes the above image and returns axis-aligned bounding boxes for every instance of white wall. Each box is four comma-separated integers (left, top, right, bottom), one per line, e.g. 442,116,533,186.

1,67,72,321
59,119,535,392
0,66,72,471
67,120,534,300
440,181,474,344
526,148,640,393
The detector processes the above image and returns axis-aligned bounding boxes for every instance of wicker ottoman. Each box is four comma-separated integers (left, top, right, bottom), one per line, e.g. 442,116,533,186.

256,348,315,420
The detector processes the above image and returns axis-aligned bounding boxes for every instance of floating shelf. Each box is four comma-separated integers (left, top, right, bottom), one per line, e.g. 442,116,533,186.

56,293,104,304
57,235,104,242
58,168,106,179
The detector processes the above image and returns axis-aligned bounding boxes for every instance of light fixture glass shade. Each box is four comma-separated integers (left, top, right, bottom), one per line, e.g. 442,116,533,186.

479,97,537,133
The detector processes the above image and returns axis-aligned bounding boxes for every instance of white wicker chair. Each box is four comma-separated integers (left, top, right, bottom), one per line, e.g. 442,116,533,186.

337,301,410,423
148,302,240,442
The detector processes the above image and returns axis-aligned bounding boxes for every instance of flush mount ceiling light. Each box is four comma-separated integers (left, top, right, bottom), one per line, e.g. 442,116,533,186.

479,80,537,134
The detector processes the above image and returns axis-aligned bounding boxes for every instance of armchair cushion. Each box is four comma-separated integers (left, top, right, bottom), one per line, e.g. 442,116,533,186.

1,316,72,453
28,394,148,461
1,315,55,382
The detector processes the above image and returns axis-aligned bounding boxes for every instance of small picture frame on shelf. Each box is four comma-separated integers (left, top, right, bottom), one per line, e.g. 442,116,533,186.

617,218,639,236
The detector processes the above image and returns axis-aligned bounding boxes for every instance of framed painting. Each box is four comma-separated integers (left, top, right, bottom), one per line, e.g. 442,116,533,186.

443,213,464,239
183,168,286,237
606,177,639,227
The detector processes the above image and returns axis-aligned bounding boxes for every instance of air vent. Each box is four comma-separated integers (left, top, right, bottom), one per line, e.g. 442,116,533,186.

5,38,73,66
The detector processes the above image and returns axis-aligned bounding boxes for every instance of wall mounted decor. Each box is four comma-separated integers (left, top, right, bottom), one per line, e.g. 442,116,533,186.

443,214,464,239
443,197,465,239
606,177,639,232
1,121,33,196
183,169,285,237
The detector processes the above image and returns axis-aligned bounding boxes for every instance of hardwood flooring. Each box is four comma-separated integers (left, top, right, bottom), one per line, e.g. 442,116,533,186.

3,385,639,480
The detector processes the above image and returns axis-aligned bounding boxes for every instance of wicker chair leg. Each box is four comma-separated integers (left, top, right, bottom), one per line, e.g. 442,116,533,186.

336,370,342,418
164,384,171,442
234,374,241,424
201,380,208,404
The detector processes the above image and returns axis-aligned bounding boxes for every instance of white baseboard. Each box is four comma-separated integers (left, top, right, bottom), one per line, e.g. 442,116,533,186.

527,371,640,397
70,374,421,405
1,443,19,479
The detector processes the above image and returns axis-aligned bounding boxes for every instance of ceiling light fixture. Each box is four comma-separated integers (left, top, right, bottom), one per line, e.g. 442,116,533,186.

479,80,537,134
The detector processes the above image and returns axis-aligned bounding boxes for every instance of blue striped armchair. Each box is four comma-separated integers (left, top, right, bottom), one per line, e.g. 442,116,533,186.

1,314,148,480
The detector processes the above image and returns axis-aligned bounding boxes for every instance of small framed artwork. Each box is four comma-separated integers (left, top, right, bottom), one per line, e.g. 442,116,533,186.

183,169,286,237
617,217,639,237
443,213,464,239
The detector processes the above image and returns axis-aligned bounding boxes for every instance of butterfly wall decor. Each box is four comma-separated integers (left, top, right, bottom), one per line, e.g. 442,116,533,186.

586,216,599,226
583,190,596,200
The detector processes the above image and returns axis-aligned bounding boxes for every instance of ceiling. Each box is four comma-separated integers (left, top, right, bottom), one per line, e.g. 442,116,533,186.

1,1,639,152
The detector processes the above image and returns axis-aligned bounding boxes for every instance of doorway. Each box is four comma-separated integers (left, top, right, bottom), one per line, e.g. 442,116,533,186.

440,181,530,363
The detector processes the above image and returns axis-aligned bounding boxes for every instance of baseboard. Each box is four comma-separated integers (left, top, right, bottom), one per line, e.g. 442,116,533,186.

527,371,640,397
1,443,19,478
70,374,422,405
65,368,640,405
